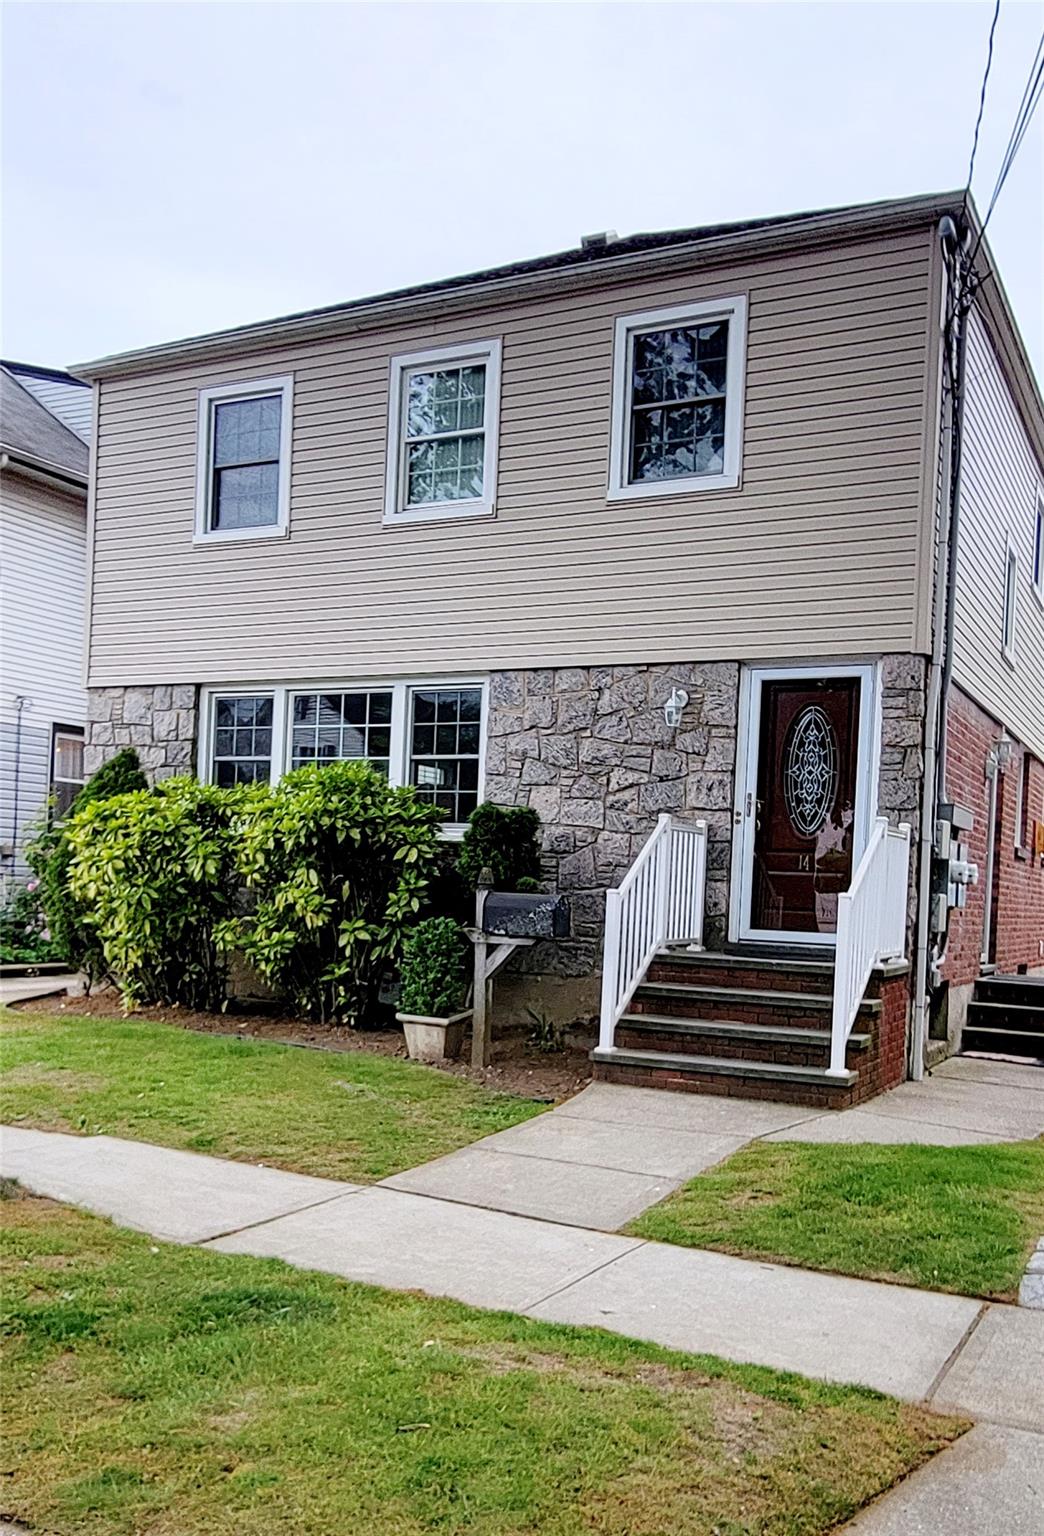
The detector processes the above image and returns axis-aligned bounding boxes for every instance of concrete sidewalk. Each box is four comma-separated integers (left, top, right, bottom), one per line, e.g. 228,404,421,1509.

381,1056,1044,1228
3,1121,1041,1432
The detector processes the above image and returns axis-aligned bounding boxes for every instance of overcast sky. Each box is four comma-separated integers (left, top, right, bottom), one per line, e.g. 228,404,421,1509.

2,1,1042,378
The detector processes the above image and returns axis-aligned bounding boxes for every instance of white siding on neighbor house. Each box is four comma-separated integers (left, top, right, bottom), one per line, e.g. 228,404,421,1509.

87,229,938,686
951,307,1044,761
9,373,93,442
1,472,88,876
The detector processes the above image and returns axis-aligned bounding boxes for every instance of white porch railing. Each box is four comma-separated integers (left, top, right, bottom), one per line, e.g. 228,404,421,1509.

598,814,708,1052
828,817,912,1076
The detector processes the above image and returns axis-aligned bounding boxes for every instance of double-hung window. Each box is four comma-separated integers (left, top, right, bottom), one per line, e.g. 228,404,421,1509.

385,340,501,523
608,296,747,499
195,376,293,542
1033,497,1043,603
203,681,485,831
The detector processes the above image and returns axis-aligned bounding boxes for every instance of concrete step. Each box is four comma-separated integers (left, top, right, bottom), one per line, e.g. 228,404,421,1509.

633,980,880,1032
961,1025,1044,1061
616,1014,871,1070
966,999,1044,1033
974,976,1044,1013
652,947,835,996
591,1045,858,1105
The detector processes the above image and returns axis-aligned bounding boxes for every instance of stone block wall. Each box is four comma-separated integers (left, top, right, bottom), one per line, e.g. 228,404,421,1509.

85,685,198,782
486,655,928,992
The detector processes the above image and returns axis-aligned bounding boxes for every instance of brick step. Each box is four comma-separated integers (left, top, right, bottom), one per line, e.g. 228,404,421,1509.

632,980,880,1031
616,1014,870,1069
591,1045,858,1109
651,947,835,997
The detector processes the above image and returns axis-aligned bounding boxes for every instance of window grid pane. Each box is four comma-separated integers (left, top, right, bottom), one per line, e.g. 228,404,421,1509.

409,688,482,822
211,695,274,785
628,321,729,484
403,363,486,506
290,691,394,774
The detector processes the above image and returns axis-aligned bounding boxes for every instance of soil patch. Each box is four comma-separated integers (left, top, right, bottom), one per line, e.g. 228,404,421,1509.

16,990,594,1102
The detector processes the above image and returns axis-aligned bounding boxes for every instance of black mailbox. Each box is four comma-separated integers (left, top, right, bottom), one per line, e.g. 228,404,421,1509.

480,891,570,939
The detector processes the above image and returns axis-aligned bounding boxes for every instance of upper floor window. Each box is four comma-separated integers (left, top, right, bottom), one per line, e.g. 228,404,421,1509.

608,296,747,500
384,340,501,524
50,725,85,820
1033,497,1043,601
195,376,293,543
1002,539,1018,665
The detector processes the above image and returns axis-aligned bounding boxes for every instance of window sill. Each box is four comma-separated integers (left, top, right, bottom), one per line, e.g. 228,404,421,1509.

193,524,289,547
606,472,741,502
1015,844,1029,862
383,503,496,528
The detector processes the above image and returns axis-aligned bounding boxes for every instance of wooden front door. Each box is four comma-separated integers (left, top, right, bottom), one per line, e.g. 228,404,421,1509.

749,678,861,935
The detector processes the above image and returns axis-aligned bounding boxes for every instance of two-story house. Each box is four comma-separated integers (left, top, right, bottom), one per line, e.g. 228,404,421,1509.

1,362,92,887
74,191,1043,1105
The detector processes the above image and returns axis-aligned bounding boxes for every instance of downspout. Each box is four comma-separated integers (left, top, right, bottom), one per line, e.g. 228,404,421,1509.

910,217,973,1079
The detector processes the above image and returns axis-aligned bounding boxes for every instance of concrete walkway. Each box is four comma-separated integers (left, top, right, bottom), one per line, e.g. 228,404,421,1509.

3,1120,1042,1433
383,1055,1044,1229
0,974,79,1006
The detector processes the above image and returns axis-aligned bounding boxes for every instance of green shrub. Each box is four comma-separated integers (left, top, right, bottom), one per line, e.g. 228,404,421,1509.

0,881,61,965
65,777,243,1010
457,802,542,892
27,748,148,982
224,762,444,1026
398,917,469,1018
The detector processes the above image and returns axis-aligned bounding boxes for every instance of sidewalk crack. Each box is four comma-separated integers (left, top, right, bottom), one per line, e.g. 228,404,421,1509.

924,1302,989,1404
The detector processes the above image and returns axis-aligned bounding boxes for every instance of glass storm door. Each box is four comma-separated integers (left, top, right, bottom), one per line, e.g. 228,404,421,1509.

749,678,861,936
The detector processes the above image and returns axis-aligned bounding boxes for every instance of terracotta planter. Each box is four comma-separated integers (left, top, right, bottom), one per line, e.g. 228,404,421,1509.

396,1009,471,1063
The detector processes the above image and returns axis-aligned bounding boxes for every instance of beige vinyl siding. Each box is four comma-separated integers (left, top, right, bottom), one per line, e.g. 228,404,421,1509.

951,308,1044,760
88,230,934,684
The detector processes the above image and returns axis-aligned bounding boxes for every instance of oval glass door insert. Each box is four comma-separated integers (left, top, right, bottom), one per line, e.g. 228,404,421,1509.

783,705,839,836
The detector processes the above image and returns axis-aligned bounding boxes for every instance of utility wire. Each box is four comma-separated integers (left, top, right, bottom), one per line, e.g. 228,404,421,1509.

964,0,1002,212
968,23,1044,264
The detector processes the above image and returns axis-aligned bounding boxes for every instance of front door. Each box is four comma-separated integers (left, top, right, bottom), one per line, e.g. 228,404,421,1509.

734,667,877,944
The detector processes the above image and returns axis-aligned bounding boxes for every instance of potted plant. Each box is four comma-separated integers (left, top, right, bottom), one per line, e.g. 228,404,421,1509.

396,917,471,1062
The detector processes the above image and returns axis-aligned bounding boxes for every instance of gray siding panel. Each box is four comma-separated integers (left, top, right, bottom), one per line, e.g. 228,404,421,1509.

952,309,1044,760
88,231,935,683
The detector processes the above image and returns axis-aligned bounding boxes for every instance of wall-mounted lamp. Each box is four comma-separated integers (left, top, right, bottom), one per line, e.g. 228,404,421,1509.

663,687,689,729
997,739,1015,772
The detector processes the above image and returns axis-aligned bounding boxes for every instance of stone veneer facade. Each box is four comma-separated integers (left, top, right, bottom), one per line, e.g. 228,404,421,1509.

84,656,927,1017
85,685,198,781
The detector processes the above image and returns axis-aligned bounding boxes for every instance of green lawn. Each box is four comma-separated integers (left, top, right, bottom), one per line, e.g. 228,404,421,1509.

0,1185,964,1536
0,1009,542,1183
628,1139,1044,1300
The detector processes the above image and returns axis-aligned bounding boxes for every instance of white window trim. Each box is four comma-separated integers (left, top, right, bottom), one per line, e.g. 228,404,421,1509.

1002,536,1018,667
198,677,487,839
383,339,501,526
1032,496,1044,608
607,294,748,501
194,374,294,545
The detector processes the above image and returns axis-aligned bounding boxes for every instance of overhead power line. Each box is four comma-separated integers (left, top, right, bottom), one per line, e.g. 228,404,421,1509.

968,19,1044,264
964,0,1002,209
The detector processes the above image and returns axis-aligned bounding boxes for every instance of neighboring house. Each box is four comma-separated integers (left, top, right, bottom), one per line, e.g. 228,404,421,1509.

0,363,91,885
74,191,1043,1102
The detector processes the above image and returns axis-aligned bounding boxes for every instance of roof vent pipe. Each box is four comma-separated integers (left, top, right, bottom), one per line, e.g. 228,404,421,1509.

580,231,619,251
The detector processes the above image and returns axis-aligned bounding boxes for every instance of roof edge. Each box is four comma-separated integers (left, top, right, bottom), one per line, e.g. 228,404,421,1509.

0,448,88,494
73,190,964,380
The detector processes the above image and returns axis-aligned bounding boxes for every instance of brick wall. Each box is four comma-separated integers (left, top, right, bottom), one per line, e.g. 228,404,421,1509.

941,684,1044,989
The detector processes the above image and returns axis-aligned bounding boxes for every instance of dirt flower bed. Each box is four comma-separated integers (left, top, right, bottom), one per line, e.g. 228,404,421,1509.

18,988,594,1102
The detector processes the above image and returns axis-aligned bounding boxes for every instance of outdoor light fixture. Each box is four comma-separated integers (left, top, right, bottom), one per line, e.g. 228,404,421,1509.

663,687,689,729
